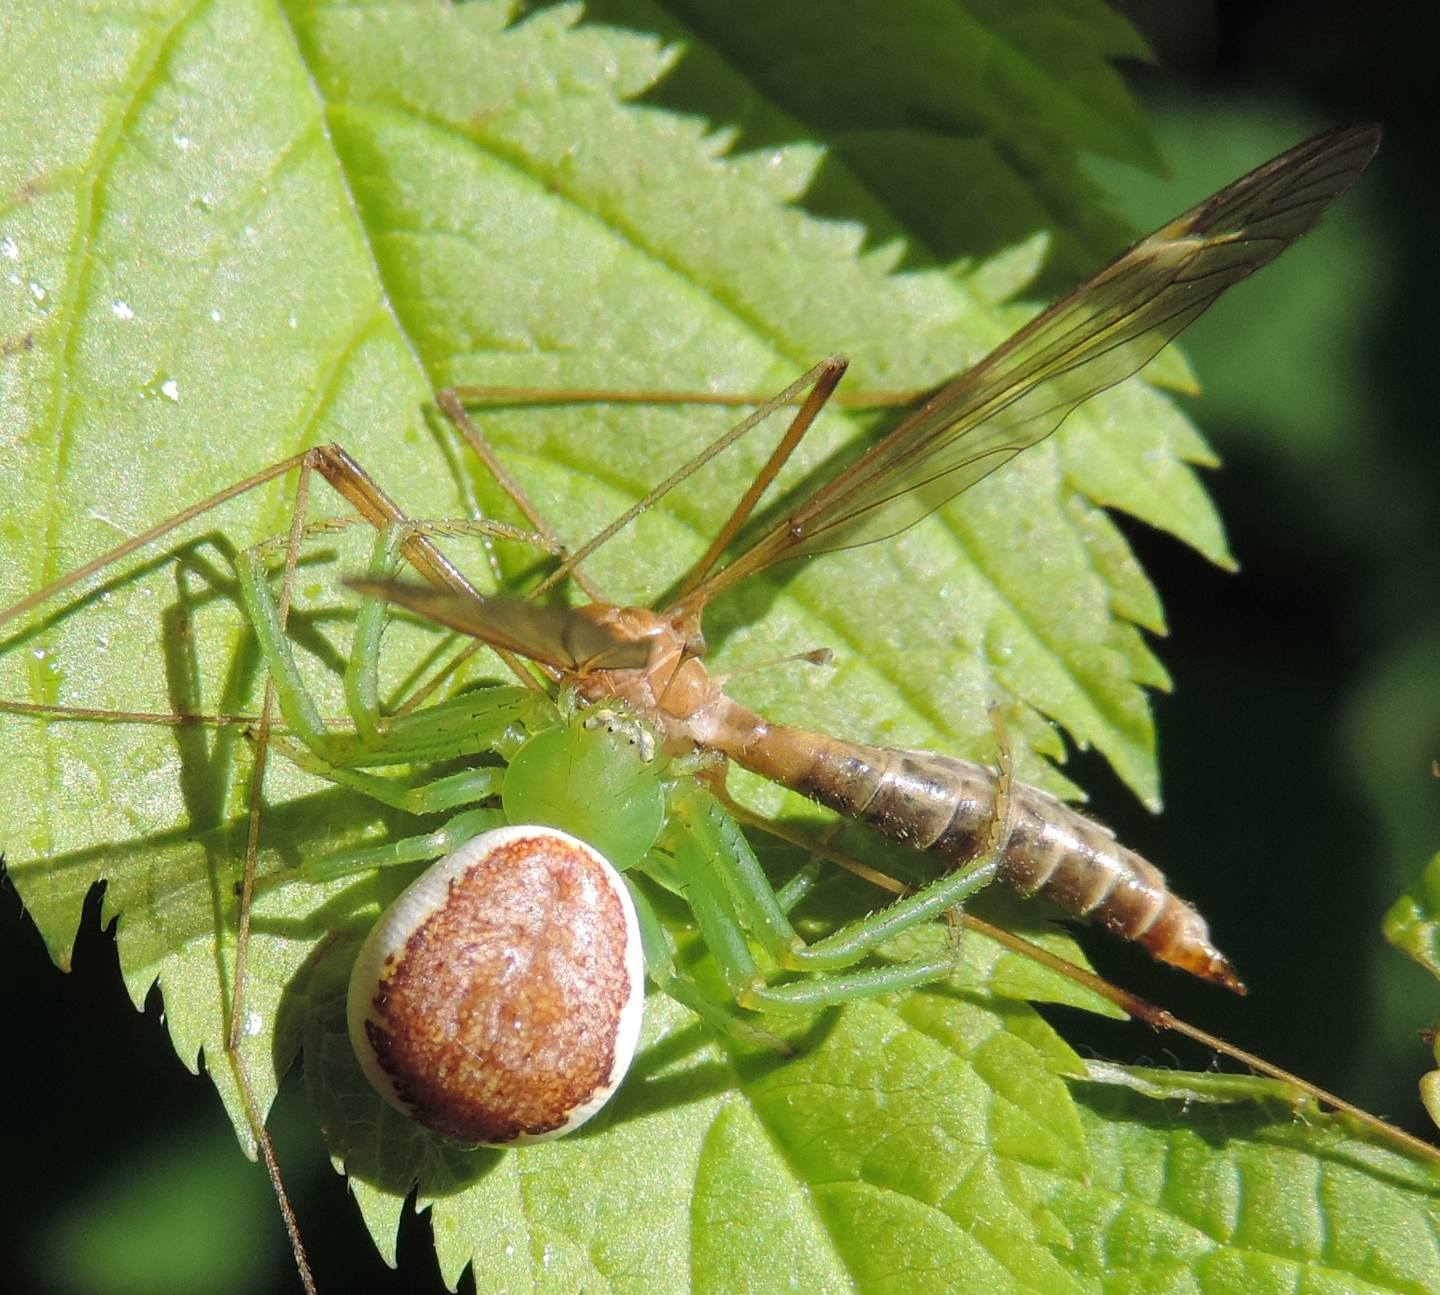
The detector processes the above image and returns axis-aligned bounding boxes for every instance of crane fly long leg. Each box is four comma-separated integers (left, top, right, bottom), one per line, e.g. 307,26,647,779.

673,357,849,603
436,386,604,604
228,1023,318,1295
0,698,260,726
442,381,913,410
0,451,309,635
964,913,1440,1169
0,444,479,639
231,458,314,1053
529,357,849,599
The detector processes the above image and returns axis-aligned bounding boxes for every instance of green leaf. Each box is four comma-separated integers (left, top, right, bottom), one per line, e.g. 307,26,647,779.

1,2,1427,1291
580,0,1160,280
1385,852,1440,982
1056,1081,1440,1294
1382,851,1440,1132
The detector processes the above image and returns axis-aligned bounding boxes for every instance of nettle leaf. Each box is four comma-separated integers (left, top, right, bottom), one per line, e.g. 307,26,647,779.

2,1,1430,1291
1057,1081,1440,1294
580,0,1159,278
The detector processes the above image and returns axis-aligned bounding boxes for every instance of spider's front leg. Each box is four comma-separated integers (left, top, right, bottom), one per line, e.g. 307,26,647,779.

236,516,558,814
653,782,1000,1017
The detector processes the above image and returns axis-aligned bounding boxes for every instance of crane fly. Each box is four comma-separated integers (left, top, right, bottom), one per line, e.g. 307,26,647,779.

355,123,1382,995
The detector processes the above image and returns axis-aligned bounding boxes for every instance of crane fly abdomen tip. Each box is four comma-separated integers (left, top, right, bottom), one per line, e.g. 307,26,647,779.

1215,965,1248,997
1172,949,1248,996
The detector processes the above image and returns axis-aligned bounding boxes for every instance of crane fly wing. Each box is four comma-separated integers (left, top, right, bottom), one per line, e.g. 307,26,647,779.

345,579,652,671
685,124,1380,603
353,128,1378,642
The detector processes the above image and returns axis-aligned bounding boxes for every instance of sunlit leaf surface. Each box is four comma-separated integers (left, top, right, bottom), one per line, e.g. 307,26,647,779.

1,2,1430,1290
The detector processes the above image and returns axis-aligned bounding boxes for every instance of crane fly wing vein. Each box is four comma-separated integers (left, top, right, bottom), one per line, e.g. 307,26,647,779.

680,125,1379,597
345,579,649,672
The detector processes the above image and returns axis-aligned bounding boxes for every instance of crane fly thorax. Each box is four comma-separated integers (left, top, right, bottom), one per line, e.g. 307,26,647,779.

570,603,729,756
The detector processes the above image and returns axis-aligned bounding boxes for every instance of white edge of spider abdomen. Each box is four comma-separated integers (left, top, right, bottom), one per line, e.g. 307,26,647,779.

347,824,645,1147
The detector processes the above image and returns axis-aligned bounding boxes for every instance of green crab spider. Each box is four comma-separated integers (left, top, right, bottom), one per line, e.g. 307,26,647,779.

236,510,1007,1142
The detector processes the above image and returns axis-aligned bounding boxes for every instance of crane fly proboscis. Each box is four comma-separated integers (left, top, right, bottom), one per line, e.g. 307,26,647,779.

6,120,1436,1287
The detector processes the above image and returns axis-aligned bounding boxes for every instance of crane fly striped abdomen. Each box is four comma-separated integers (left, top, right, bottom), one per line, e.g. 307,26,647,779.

358,124,1380,992
673,699,1243,992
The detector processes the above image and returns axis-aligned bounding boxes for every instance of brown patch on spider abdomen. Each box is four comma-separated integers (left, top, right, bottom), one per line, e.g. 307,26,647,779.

348,827,645,1145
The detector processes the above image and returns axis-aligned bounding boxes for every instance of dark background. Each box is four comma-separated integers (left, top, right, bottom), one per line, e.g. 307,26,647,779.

1083,0,1439,1131
3,3,1435,1292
